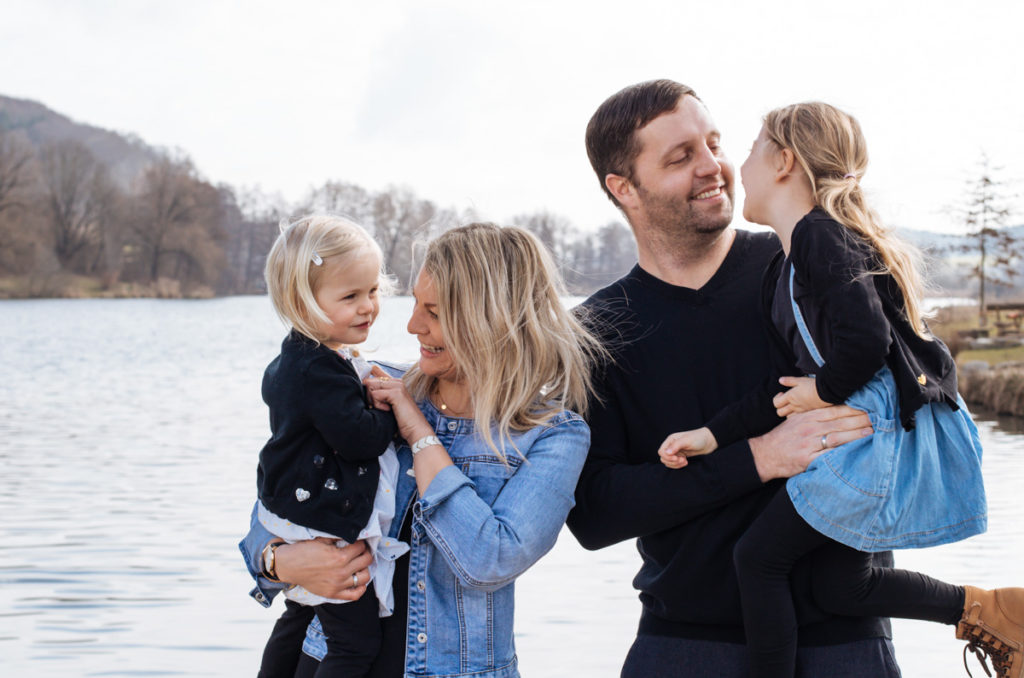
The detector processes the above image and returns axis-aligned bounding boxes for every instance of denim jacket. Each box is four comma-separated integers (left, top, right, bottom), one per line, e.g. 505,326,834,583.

240,370,590,678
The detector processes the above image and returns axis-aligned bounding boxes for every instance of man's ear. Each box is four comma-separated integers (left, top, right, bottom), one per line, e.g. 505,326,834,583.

605,173,636,208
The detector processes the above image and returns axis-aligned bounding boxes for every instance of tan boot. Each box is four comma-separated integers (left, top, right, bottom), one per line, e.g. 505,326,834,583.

957,586,1024,678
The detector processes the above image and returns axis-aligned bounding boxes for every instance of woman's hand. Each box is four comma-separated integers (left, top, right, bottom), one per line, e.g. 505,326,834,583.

364,377,435,444
773,376,830,417
658,427,718,468
273,537,373,600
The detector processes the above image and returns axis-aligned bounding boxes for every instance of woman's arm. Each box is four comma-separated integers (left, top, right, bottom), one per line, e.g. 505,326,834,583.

415,415,590,591
239,502,373,601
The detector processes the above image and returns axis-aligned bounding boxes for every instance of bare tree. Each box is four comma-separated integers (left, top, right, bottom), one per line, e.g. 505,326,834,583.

371,186,439,289
39,140,118,271
952,153,1020,325
0,129,35,217
129,154,224,286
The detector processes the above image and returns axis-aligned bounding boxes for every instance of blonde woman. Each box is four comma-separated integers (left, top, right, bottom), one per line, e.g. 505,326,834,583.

243,223,604,678
658,103,1022,678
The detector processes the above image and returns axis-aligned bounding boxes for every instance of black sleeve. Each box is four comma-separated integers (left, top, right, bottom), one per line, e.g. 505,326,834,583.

566,366,765,551
791,219,891,405
302,355,398,462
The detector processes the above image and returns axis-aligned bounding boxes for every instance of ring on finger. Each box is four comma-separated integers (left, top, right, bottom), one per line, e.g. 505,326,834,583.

820,434,829,450
352,573,359,587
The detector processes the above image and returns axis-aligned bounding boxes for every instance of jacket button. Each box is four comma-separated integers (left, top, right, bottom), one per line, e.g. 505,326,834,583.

417,580,426,591
417,633,427,643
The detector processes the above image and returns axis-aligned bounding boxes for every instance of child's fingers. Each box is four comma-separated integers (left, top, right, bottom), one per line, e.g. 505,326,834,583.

778,376,800,388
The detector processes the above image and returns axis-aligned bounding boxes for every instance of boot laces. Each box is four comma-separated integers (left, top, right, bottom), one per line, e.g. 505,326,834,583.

962,632,1012,678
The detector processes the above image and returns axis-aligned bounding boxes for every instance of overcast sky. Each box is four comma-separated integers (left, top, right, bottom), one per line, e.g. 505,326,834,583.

3,0,1021,234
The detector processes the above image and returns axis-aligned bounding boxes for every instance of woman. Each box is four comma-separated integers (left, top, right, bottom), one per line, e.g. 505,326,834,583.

241,223,606,678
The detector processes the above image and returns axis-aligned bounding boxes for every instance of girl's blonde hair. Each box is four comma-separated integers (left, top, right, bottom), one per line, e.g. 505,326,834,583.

763,102,932,339
264,214,390,343
405,223,606,461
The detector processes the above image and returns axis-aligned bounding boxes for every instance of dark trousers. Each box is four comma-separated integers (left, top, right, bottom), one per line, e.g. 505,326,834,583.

733,488,964,678
621,634,903,678
258,600,316,678
312,583,382,678
258,587,384,678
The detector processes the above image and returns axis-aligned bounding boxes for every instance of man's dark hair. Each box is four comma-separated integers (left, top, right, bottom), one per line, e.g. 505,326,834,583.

585,79,699,207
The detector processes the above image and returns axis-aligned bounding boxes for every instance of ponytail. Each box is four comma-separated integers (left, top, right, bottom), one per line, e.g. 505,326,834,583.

764,103,932,339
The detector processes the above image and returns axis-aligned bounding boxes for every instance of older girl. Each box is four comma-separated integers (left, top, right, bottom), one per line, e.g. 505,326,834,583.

658,103,1024,678
243,223,605,678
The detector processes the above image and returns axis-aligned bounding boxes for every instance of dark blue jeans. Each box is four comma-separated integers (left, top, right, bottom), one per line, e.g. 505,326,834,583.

621,634,902,678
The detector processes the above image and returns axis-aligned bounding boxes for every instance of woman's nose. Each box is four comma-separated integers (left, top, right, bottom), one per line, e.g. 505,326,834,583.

407,309,424,335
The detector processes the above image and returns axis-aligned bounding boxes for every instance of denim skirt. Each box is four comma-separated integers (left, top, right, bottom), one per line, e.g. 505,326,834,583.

787,366,988,552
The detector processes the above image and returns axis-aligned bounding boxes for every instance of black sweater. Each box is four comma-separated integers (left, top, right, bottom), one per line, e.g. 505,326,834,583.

257,331,398,542
567,229,892,644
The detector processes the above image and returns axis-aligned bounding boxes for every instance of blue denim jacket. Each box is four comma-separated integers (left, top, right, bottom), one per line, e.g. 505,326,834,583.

240,373,590,678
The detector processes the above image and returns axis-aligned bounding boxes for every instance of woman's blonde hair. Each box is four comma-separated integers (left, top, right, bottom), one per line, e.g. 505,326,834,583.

405,223,606,461
763,102,932,338
264,214,390,343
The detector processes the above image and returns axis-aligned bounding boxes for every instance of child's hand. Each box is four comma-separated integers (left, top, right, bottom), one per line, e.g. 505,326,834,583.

773,377,831,417
364,372,394,411
658,427,718,469
365,376,433,442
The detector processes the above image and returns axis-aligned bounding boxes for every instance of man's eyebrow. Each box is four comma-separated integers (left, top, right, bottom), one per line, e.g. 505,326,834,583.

660,140,692,162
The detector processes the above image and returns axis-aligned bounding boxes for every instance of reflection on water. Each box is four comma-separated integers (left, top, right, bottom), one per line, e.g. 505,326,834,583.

1,298,1021,677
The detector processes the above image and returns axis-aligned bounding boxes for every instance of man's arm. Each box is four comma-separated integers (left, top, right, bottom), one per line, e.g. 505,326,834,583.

567,395,872,551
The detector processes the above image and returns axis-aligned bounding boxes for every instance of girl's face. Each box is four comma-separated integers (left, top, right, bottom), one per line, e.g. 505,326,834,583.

407,270,458,382
311,248,381,349
739,125,778,226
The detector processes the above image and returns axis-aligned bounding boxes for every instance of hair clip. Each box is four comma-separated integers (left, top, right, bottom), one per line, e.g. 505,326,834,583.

843,173,857,180
311,251,323,266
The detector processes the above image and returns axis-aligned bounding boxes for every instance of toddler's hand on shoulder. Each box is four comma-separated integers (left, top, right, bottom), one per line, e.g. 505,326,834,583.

658,427,718,469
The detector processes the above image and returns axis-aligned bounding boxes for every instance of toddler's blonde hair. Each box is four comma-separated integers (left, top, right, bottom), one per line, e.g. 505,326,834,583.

264,214,389,343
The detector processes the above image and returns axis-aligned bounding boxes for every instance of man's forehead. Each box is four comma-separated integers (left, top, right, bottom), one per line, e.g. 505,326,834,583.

634,98,716,156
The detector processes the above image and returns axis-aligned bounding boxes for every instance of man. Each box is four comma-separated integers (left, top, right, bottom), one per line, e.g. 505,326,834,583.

566,80,901,677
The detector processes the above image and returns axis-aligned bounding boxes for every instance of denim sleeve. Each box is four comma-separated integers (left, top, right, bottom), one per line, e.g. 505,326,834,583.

413,415,590,591
238,502,288,608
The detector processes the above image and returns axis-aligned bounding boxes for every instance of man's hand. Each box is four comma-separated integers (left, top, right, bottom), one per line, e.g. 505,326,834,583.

749,405,872,482
773,376,830,417
658,427,718,468
273,538,373,600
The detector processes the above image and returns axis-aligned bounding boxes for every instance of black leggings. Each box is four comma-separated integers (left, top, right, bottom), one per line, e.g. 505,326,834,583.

733,487,964,678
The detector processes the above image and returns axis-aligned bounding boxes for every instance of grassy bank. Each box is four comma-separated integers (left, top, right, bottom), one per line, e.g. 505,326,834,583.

930,305,1024,417
0,274,215,299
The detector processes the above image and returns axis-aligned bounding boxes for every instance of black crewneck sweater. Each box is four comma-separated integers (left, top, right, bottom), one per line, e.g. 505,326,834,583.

568,228,892,645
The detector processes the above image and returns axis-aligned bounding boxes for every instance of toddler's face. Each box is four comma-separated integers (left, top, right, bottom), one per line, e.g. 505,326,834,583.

312,249,381,349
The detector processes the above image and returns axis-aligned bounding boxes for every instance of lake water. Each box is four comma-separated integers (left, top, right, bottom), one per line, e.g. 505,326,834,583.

1,297,1021,677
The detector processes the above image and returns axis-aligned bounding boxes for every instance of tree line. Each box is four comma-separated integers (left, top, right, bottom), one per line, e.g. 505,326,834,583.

0,130,637,298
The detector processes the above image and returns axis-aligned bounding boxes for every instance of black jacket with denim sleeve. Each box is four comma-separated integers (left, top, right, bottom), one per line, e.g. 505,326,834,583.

707,209,959,446
256,331,398,542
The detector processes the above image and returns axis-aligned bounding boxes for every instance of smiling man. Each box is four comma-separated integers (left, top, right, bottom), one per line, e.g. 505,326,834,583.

566,80,902,677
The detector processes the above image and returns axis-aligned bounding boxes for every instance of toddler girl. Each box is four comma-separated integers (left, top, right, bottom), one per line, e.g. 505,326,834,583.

659,102,1024,678
256,214,408,677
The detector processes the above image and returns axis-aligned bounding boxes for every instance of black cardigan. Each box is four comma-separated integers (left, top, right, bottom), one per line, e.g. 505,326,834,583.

257,331,398,542
708,209,959,446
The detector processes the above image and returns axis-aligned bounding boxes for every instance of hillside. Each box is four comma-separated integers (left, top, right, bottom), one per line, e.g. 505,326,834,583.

0,94,162,189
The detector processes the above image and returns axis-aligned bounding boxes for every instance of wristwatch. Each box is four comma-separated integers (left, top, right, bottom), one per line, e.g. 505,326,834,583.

261,541,284,582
